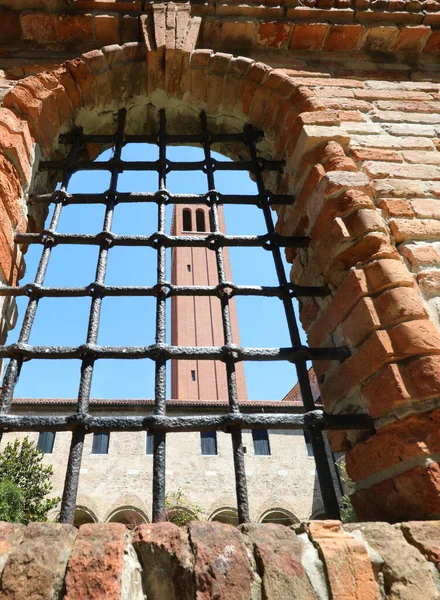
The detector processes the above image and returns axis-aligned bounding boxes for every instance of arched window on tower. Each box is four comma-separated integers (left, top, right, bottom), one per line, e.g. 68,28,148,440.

182,208,192,231
196,209,206,232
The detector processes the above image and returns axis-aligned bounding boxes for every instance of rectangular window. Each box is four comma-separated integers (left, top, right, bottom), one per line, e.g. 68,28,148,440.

304,431,314,457
201,431,217,455
191,370,196,381
187,264,191,272
92,432,110,455
252,429,270,456
37,431,55,454
146,431,154,455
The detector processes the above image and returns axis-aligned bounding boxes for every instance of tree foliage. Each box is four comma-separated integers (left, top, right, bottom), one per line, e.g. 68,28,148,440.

0,479,25,523
165,489,201,527
0,437,60,524
336,458,357,523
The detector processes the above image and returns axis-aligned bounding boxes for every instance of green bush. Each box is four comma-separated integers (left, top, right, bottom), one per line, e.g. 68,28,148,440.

0,437,60,524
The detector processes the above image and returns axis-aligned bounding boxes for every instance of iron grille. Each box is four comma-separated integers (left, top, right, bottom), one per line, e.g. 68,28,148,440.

0,109,373,523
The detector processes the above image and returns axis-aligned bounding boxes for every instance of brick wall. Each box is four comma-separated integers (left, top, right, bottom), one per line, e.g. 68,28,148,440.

0,520,440,599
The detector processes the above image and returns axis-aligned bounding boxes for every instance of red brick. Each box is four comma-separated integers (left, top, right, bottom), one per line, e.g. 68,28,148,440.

122,15,139,42
352,148,402,162
0,9,20,41
387,319,440,357
20,13,57,42
347,409,440,480
338,110,366,122
257,22,292,48
423,30,440,54
342,296,380,347
320,330,395,410
402,243,440,266
390,218,440,243
364,258,416,291
58,14,94,43
393,26,431,52
379,199,414,217
323,24,363,51
95,15,120,45
352,463,440,522
361,362,411,417
1,524,77,600
65,524,127,600
0,121,32,188
289,23,328,51
374,285,428,325
305,521,380,600
189,522,253,600
403,354,440,399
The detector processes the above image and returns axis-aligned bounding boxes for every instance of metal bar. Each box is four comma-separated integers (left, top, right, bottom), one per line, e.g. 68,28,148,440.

40,158,283,174
152,109,168,523
0,342,349,362
59,109,127,524
0,411,374,432
15,231,309,250
0,130,82,413
29,192,296,207
0,282,329,299
201,111,250,524
245,125,343,520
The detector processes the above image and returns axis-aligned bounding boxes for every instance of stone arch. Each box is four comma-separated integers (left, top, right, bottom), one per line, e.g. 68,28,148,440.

209,507,239,526
259,508,299,526
1,35,439,521
106,505,149,529
73,505,98,527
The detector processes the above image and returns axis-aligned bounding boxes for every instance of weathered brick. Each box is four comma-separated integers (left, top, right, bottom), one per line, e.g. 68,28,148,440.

289,23,328,50
58,14,94,43
133,523,194,600
379,198,414,217
0,523,25,576
418,269,440,295
390,218,440,243
304,521,380,600
95,15,120,45
402,243,440,266
20,13,57,42
257,22,292,48
401,521,440,571
241,524,318,599
0,523,77,600
352,462,440,522
352,148,403,162
364,161,440,180
189,522,254,600
323,24,363,51
393,25,431,52
65,523,127,600
0,9,20,41
403,150,440,164
361,362,411,417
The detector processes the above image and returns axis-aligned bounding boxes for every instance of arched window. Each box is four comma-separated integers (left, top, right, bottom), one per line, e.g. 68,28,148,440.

182,208,192,231
210,508,239,526
196,209,206,232
107,506,148,529
73,506,97,528
260,508,298,527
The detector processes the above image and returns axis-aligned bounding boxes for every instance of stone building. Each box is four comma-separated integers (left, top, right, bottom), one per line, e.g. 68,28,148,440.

0,0,440,597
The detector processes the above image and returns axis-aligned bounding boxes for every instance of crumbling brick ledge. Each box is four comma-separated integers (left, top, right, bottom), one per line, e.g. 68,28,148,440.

0,520,439,599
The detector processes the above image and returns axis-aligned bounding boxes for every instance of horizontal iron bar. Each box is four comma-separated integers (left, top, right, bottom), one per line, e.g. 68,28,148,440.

0,282,328,299
0,343,350,362
28,192,295,207
40,158,283,174
15,231,310,250
59,131,261,146
0,411,374,432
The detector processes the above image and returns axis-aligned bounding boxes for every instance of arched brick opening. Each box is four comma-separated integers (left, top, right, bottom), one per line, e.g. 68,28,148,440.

260,508,299,526
1,38,440,522
73,505,98,528
107,505,149,529
209,507,239,526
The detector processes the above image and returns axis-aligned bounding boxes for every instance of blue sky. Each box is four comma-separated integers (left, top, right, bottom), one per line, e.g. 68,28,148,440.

5,144,307,401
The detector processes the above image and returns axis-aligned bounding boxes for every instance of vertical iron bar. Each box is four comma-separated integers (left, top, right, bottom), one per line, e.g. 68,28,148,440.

0,131,81,413
59,109,126,524
201,112,250,524
245,126,341,520
152,109,167,522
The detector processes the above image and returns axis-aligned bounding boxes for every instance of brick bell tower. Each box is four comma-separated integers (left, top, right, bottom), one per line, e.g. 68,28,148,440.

171,204,248,401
